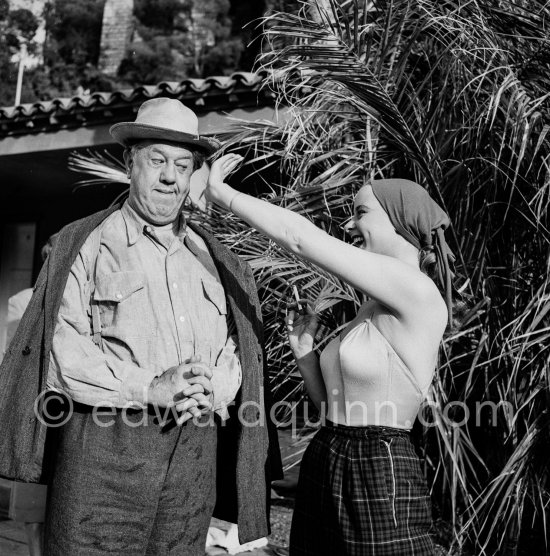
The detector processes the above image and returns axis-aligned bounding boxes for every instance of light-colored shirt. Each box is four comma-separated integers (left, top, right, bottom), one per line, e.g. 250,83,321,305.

6,287,34,350
47,202,241,418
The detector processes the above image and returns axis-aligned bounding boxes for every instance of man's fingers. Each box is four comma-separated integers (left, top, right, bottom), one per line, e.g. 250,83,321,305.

189,392,213,410
175,394,212,415
173,377,212,402
173,397,210,425
188,406,203,418
184,376,213,394
160,396,211,426
176,404,207,426
180,361,211,381
176,411,194,426
190,365,213,379
174,397,198,413
179,384,205,397
174,392,212,409
183,355,211,376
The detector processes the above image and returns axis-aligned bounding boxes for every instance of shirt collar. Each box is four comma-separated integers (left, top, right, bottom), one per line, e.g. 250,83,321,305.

121,201,187,246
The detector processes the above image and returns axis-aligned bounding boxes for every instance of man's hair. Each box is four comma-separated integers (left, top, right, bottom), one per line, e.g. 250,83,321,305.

126,142,206,171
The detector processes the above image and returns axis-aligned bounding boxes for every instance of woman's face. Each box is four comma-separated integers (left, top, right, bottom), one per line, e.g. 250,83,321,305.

344,185,398,255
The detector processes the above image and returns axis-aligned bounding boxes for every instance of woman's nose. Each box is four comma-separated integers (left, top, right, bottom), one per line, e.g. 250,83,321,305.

343,217,355,233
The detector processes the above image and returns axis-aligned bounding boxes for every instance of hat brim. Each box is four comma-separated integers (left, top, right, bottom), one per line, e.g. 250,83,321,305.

109,122,220,154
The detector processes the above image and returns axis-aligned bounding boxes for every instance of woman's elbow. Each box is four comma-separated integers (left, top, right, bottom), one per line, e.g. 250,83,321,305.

282,226,304,255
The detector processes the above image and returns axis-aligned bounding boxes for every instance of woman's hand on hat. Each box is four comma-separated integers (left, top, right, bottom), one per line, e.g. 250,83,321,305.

206,153,243,208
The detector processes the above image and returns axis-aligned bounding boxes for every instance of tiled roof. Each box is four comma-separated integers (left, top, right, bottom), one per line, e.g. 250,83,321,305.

0,72,275,138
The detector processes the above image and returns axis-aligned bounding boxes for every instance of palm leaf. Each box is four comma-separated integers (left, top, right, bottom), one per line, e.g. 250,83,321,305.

69,0,550,551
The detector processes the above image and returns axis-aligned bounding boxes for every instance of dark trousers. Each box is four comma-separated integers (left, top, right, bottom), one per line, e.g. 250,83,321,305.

290,421,434,555
43,405,217,556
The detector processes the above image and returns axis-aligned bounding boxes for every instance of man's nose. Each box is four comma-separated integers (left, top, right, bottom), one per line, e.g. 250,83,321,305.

160,162,176,183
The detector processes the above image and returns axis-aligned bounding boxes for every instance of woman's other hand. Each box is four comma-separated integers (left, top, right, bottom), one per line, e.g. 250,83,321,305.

285,301,320,361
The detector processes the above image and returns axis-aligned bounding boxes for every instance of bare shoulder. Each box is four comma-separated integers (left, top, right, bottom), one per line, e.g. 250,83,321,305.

392,269,448,333
419,278,449,332
373,288,447,383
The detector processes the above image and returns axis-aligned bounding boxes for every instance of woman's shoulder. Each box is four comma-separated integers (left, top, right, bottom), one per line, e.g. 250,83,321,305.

373,299,445,367
375,279,447,327
395,271,448,335
422,282,449,328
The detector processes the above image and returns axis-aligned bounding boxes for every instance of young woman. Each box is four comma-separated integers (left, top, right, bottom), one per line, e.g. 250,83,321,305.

207,154,454,555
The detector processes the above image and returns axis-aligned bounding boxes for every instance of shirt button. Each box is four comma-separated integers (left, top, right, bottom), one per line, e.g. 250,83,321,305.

179,316,185,323
173,282,178,289
116,293,123,300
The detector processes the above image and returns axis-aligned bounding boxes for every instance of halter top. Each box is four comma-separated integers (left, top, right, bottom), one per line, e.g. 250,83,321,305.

319,317,431,429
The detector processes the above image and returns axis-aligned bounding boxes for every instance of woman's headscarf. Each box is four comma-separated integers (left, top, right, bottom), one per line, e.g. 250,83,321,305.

369,179,454,325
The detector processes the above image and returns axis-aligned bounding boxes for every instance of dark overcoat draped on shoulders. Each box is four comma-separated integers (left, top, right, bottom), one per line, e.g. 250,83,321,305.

0,205,282,543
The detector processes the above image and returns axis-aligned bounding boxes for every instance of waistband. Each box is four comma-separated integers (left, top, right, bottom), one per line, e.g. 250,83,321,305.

322,418,411,439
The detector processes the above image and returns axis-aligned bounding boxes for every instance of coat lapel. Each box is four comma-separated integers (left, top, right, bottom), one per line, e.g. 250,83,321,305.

189,222,264,358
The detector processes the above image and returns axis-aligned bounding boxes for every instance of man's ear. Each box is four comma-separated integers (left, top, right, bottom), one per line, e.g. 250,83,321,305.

123,149,133,178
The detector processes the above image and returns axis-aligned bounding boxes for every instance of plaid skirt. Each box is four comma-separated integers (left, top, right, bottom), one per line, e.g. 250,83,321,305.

289,420,435,555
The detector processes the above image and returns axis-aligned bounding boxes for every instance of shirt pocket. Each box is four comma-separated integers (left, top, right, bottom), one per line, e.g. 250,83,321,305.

93,271,153,339
201,278,227,316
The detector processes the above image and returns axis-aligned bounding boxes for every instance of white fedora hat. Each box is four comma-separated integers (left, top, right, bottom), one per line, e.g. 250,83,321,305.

109,97,220,154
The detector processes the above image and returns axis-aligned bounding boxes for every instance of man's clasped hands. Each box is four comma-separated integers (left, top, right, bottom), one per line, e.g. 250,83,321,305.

147,356,214,425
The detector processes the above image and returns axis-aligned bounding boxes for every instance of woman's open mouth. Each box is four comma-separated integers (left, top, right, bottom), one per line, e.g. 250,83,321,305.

350,236,365,248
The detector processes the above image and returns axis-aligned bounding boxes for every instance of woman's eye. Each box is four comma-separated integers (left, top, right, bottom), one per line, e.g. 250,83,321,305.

176,165,188,173
151,158,164,165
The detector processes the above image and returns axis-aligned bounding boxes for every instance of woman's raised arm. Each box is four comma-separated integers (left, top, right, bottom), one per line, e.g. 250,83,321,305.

206,154,443,324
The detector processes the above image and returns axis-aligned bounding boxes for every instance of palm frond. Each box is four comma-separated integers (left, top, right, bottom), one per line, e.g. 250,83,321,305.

71,0,550,551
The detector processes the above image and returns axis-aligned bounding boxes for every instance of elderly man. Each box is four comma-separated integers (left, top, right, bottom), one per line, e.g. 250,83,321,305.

0,98,281,555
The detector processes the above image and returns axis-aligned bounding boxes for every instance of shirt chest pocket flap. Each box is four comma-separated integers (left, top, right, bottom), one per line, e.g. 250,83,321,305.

92,271,150,337
201,278,227,315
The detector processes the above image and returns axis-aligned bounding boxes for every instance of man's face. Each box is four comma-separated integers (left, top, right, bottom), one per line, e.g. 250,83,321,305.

125,140,195,225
